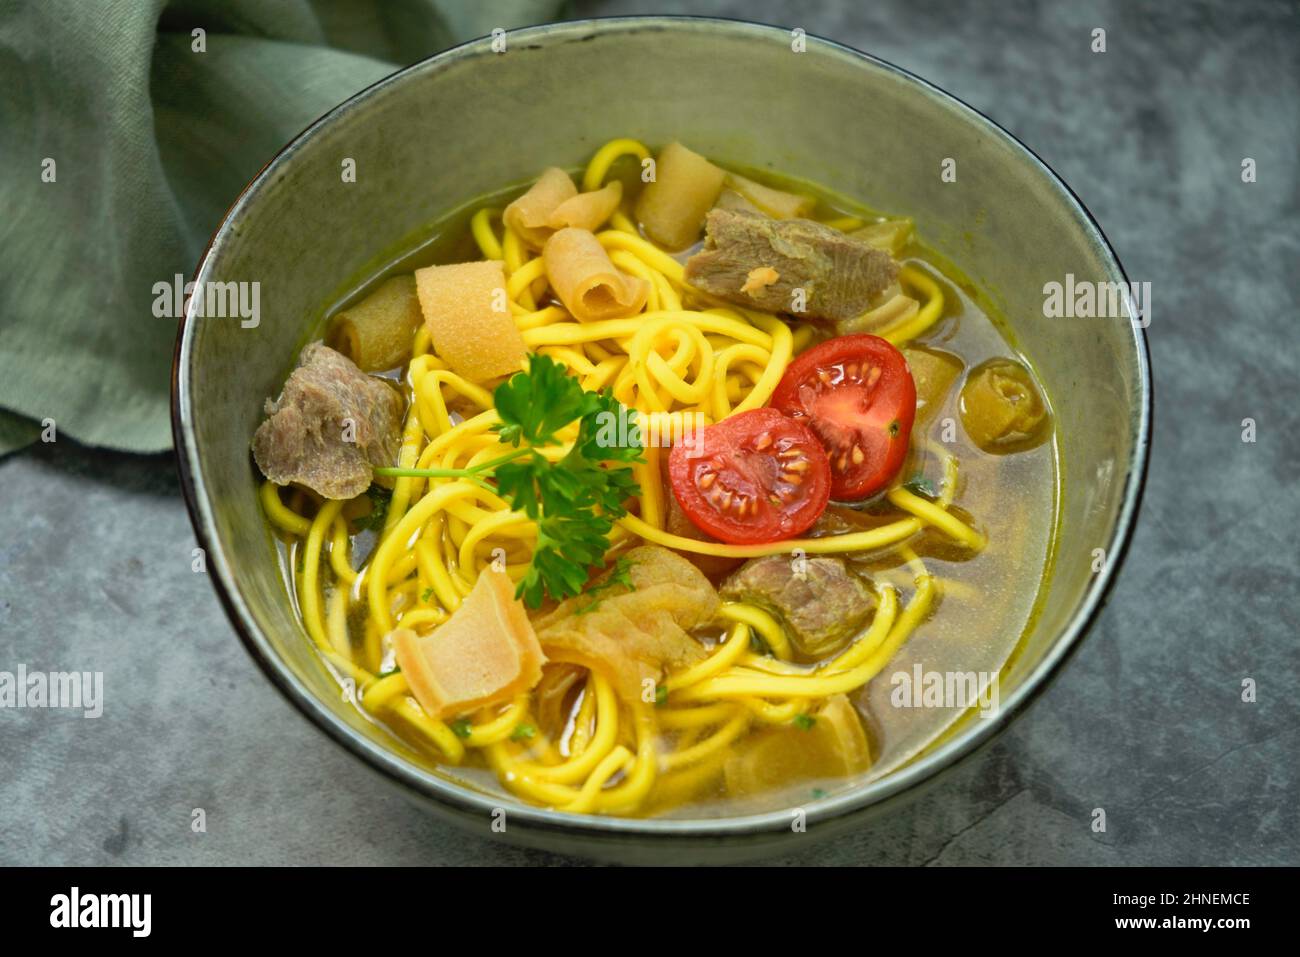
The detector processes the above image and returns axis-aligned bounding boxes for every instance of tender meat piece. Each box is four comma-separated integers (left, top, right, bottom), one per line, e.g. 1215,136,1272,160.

532,545,720,700
720,554,874,659
684,209,898,322
251,341,403,499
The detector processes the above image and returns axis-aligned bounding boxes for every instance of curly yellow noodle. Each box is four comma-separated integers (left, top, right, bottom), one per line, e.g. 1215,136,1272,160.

659,707,750,772
635,445,664,531
461,695,531,747
656,702,735,730
298,499,344,650
509,673,620,785
382,408,426,535
470,207,504,261
506,256,547,301
582,137,650,192
391,696,465,763
561,746,635,813
620,512,921,559
886,486,985,549
718,603,792,660
664,621,751,691
740,697,809,724
325,584,352,657
361,671,408,712
260,480,311,536
328,515,356,585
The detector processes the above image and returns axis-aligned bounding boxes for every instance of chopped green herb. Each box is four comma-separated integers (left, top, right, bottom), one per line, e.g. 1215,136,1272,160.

374,354,643,609
510,723,537,742
793,713,817,731
575,556,637,615
902,474,939,499
450,718,473,739
493,353,596,449
654,685,669,707
354,484,392,533
378,666,402,678
420,587,435,604
811,788,828,799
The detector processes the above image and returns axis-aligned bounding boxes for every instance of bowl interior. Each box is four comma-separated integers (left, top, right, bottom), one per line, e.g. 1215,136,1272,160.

175,18,1147,841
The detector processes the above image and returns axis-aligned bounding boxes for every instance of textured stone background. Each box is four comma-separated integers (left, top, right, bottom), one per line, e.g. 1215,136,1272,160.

1,0,1297,865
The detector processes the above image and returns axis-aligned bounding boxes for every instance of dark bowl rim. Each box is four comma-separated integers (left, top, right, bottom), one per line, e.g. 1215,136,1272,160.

171,14,1152,843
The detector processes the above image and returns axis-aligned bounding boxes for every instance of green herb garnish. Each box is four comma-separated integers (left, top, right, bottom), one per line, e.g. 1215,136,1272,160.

354,484,392,532
793,713,817,731
510,723,537,742
378,666,401,678
654,685,668,707
901,474,939,499
450,718,473,739
373,355,643,609
420,587,435,604
811,788,828,799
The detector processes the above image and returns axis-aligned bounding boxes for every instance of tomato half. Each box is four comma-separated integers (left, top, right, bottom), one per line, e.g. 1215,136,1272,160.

668,408,830,545
770,335,916,500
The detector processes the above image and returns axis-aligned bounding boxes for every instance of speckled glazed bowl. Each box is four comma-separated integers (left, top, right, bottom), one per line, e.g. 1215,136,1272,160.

173,17,1150,862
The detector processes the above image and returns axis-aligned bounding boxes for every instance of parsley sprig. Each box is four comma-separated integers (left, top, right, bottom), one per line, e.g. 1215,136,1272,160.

353,484,392,532
373,355,642,608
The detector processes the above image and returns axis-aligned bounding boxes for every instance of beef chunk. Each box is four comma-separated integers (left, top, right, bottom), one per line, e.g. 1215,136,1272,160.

251,341,402,499
684,209,898,322
720,554,874,659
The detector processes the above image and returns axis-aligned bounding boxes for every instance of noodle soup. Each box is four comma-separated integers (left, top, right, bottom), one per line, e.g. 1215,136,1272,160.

252,139,1058,817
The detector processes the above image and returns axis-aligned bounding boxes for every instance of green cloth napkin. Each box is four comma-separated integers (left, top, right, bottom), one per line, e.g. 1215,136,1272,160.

0,0,561,456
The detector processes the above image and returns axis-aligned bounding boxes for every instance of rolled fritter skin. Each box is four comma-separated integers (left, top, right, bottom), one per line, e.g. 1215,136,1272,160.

684,209,898,322
251,342,402,499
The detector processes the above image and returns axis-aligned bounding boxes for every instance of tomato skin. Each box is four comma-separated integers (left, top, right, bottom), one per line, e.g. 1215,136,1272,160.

770,335,916,500
668,408,830,545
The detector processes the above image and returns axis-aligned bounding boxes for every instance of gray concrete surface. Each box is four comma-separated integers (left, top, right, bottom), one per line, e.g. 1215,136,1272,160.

2,0,1297,865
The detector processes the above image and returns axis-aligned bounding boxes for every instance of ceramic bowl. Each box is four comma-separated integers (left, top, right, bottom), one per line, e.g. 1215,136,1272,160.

173,16,1151,862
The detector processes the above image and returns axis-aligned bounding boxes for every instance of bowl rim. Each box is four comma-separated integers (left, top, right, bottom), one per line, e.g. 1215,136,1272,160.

172,14,1152,842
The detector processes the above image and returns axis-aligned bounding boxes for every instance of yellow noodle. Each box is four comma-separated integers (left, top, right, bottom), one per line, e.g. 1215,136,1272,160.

886,486,985,549
620,512,921,558
664,622,751,691
260,480,311,536
718,603,792,660
470,207,504,260
582,137,651,192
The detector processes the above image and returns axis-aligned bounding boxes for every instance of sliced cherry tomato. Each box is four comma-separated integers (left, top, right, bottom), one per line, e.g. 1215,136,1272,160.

668,407,830,545
770,334,916,500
